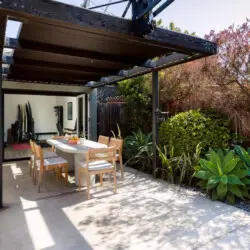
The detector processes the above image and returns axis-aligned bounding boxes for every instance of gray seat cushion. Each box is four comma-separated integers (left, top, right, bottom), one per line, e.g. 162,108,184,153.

80,160,114,171
36,157,68,170
44,152,58,159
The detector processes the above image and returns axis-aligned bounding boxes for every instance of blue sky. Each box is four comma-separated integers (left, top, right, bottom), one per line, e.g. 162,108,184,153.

6,0,250,38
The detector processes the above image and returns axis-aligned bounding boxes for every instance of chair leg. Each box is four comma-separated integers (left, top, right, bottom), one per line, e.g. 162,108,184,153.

78,169,82,191
33,169,36,185
56,167,61,181
86,174,91,200
113,169,117,193
100,174,103,186
64,166,68,185
29,158,33,177
59,167,63,182
37,170,44,193
119,156,124,178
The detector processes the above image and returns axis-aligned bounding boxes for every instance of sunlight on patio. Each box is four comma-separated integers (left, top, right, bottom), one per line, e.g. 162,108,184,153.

20,198,55,249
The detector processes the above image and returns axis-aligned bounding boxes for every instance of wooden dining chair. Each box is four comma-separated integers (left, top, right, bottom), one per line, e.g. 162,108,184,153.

34,143,69,192
51,135,65,152
29,140,58,180
78,147,117,199
109,138,124,178
98,135,109,146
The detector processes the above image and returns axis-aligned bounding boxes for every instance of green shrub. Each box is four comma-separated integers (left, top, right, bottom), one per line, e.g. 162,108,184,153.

123,129,153,172
194,149,250,204
159,109,230,155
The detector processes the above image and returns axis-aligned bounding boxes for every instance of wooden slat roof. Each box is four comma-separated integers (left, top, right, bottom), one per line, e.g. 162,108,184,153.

0,0,217,90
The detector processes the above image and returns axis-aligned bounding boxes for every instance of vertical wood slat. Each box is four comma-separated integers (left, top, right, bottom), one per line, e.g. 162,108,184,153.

97,103,128,138
0,15,8,208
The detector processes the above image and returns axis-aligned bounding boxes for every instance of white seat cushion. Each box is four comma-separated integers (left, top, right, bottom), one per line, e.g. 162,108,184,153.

80,160,114,171
36,157,68,170
44,152,58,159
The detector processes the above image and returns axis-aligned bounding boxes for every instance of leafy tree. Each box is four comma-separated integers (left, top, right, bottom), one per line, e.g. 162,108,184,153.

204,19,250,98
168,21,196,36
118,75,152,133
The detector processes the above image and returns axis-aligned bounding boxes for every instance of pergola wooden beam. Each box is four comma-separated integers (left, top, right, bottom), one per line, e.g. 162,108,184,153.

88,52,202,88
2,56,118,75
2,66,101,81
0,0,216,55
4,38,146,66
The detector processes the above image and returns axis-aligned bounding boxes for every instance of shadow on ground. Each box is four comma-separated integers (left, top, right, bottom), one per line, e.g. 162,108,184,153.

0,160,250,250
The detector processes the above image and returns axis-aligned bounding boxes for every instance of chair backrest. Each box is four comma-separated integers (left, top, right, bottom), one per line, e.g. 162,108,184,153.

86,147,116,168
109,138,123,153
34,143,44,168
98,135,109,146
52,136,64,139
29,140,35,154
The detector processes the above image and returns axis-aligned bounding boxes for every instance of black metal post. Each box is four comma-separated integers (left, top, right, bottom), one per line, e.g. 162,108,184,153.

152,70,159,171
0,15,7,209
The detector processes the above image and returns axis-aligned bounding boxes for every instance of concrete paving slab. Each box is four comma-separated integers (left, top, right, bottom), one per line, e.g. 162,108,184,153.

0,161,249,250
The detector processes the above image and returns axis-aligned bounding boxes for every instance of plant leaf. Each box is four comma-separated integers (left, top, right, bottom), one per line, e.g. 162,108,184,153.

223,151,234,167
228,184,243,199
199,159,218,174
210,151,222,175
194,170,212,180
221,175,228,184
212,189,218,201
226,192,235,204
233,169,248,179
197,180,207,189
241,186,250,198
227,175,244,185
208,176,220,185
223,158,238,174
217,182,227,199
241,178,250,185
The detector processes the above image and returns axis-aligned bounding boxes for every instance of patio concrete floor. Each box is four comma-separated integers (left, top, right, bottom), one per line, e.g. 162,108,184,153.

0,160,250,250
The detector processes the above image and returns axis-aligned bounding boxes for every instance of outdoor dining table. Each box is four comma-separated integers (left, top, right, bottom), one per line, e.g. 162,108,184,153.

46,138,107,186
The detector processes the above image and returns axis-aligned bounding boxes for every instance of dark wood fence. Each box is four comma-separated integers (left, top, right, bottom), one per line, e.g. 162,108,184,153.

97,103,128,138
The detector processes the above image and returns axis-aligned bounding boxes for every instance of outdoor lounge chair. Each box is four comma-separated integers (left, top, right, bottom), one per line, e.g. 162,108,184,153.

78,147,117,199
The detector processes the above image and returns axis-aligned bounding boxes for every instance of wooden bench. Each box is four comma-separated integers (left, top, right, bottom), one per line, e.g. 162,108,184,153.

35,132,57,141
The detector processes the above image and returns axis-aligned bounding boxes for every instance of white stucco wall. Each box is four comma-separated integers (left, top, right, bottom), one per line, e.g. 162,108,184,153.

4,94,58,141
4,95,77,141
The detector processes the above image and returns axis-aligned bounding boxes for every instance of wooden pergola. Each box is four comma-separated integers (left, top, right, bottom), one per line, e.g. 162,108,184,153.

0,0,217,208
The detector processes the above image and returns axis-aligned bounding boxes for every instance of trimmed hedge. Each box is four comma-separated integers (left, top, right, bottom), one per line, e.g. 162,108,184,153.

159,109,230,155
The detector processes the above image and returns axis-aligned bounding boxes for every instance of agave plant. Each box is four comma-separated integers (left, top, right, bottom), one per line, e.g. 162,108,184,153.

194,149,250,204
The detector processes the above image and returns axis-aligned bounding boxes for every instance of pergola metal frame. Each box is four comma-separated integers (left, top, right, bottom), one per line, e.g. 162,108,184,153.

0,0,217,208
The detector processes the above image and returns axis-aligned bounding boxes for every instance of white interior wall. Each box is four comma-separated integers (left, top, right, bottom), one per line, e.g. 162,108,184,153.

4,94,58,141
56,96,77,130
4,95,78,142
